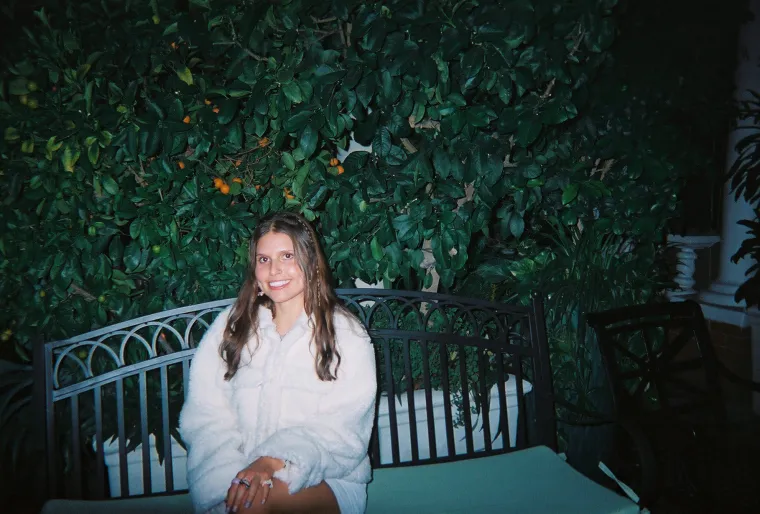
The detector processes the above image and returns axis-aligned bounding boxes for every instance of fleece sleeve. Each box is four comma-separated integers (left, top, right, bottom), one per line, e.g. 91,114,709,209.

249,331,377,494
178,306,250,513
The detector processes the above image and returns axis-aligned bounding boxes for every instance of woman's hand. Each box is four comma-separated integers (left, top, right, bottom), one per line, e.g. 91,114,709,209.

225,457,285,512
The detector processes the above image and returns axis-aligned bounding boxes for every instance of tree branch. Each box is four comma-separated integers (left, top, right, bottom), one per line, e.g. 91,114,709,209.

311,16,337,24
69,283,97,302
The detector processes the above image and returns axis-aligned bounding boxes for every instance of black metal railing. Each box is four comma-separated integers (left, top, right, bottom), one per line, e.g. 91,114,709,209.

35,290,554,501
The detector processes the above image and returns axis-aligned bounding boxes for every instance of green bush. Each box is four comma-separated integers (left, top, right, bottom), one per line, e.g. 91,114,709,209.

1,0,627,353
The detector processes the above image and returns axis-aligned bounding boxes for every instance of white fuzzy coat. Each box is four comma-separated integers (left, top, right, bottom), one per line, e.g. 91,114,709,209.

178,305,377,513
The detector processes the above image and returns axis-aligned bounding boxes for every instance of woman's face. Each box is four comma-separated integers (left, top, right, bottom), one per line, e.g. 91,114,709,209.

254,231,306,309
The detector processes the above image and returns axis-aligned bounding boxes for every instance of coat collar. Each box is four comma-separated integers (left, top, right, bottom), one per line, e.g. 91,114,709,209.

257,305,312,343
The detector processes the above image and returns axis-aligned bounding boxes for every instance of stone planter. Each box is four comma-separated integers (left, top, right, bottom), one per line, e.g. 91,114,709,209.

103,434,187,497
376,376,533,464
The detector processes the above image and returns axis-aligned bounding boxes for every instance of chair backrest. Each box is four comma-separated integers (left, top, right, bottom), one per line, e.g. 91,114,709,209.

35,289,554,500
586,300,725,422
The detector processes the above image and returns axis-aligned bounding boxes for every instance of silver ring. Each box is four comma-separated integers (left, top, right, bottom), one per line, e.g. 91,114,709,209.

239,478,251,489
261,479,274,489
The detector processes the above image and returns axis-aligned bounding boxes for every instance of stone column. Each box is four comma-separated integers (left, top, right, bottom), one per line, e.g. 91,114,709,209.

666,235,720,300
699,0,760,411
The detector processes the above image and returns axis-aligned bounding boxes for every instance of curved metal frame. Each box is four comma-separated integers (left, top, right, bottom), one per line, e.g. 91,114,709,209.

35,289,554,501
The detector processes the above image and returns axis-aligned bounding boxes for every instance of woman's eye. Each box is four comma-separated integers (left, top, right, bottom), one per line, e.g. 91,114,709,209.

283,253,293,259
258,257,268,263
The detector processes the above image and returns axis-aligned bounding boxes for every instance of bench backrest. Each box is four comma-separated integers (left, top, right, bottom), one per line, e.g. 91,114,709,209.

35,289,555,500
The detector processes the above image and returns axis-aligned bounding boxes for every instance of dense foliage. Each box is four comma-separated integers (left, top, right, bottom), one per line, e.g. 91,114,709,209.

1,0,628,353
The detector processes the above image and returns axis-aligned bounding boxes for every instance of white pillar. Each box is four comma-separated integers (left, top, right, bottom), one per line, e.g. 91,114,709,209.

699,0,760,412
699,0,760,320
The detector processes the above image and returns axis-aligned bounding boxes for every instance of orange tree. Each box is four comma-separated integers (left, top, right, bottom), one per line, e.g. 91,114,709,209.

1,0,629,354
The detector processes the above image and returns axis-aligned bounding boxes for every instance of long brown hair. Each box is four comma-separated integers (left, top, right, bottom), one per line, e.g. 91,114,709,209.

220,211,341,381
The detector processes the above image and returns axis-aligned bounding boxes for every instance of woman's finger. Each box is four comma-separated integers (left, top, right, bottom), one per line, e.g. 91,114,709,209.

241,480,260,510
237,477,261,512
228,476,251,512
225,479,242,510
258,479,273,505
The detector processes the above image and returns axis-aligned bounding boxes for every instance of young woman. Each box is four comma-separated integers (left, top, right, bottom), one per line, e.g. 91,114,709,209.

179,212,377,514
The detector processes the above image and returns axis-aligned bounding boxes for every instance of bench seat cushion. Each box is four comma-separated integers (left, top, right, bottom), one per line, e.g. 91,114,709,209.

40,446,639,514
366,446,639,514
40,493,193,514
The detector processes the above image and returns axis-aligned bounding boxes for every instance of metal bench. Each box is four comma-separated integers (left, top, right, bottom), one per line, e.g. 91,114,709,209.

35,289,639,513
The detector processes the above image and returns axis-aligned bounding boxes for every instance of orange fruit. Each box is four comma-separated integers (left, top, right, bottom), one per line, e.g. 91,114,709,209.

213,177,224,188
258,137,270,147
330,158,339,166
182,115,191,124
178,161,186,169
284,187,295,199
255,185,262,190
213,107,220,113
234,159,242,167
220,183,230,194
232,177,243,184
336,165,345,175
170,42,178,50
204,99,212,105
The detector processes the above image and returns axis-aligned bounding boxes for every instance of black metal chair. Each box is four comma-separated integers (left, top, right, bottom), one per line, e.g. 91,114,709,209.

587,300,760,512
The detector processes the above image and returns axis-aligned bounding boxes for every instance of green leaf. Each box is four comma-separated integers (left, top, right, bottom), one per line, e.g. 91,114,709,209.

372,127,391,157
162,22,179,35
101,175,119,195
371,236,384,261
509,215,525,238
392,214,415,240
498,77,513,105
293,163,310,198
516,118,542,147
356,73,376,108
61,145,81,172
123,242,142,272
460,46,485,80
283,110,313,132
217,98,238,125
282,82,303,104
84,81,94,114
299,124,318,159
282,152,296,171
433,149,451,179
176,66,193,86
523,163,542,179
226,122,243,150
88,143,100,165
562,184,579,205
